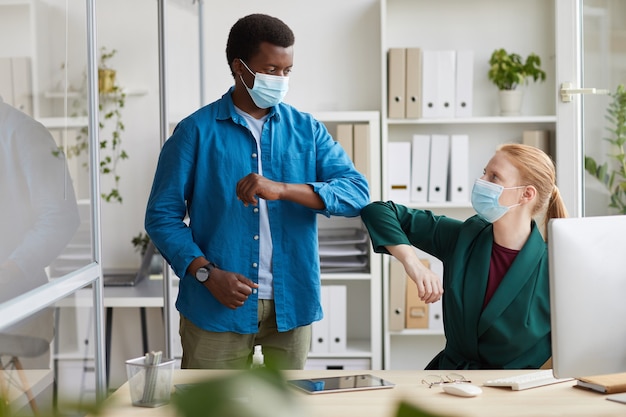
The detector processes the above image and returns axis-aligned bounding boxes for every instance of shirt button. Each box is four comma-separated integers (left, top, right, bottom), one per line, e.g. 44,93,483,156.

252,263,258,268
253,207,259,213
253,235,259,240
251,153,257,158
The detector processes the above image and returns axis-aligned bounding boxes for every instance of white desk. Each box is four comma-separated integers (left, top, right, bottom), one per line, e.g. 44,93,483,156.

103,277,169,388
97,369,625,417
56,278,170,389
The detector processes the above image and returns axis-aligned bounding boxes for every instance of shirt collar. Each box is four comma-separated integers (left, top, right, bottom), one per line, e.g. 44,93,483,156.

217,86,281,123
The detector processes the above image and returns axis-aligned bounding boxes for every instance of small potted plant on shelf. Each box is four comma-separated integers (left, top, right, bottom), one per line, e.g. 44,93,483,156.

584,84,626,214
487,48,546,116
56,46,128,203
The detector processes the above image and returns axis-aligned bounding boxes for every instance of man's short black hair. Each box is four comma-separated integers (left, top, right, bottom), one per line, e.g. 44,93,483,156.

226,14,295,72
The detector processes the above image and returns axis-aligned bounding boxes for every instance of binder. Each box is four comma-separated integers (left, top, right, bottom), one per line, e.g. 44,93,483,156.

405,259,430,329
311,285,330,353
437,50,456,119
0,58,12,105
387,141,412,201
405,47,422,119
448,134,469,203
353,123,370,182
11,57,33,116
388,258,407,331
428,258,444,331
335,123,354,161
328,285,347,353
428,135,450,203
387,48,406,119
410,134,430,202
420,50,438,119
522,130,551,156
455,50,474,118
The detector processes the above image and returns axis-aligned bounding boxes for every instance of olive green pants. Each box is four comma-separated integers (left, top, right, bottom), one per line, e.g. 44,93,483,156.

179,299,311,370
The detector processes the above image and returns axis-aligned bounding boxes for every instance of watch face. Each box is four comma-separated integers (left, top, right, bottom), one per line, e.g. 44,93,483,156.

196,267,209,283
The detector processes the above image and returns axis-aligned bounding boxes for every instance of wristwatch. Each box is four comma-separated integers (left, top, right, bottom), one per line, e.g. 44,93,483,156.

195,262,217,283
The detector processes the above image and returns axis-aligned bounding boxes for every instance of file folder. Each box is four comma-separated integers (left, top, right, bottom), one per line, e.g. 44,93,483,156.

448,134,469,203
387,48,406,119
353,123,370,182
437,50,456,119
455,50,474,118
335,123,354,161
11,57,33,116
311,285,330,353
328,285,347,353
388,258,407,331
522,130,551,156
428,258,444,331
410,134,430,203
388,141,412,201
405,259,430,329
0,58,12,105
420,50,438,119
405,47,422,119
428,135,450,203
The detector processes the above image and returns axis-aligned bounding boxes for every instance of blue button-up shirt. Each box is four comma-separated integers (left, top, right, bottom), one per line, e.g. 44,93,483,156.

145,88,370,333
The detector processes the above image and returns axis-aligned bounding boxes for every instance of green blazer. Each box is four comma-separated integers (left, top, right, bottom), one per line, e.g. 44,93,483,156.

361,201,551,370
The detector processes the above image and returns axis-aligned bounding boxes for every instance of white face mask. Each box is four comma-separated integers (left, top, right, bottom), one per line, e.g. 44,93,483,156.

239,59,289,109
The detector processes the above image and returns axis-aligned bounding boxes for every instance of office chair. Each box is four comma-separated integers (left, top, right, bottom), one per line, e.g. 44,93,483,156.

0,333,50,415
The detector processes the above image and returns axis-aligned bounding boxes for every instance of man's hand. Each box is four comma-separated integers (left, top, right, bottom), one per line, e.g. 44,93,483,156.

204,268,259,309
236,173,284,206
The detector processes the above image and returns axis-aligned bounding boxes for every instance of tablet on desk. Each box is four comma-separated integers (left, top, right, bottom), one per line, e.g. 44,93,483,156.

288,374,395,394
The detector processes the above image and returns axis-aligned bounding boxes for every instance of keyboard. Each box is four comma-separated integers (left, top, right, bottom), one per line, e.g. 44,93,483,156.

483,370,574,391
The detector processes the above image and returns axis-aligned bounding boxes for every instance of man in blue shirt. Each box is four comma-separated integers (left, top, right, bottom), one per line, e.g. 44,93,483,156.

145,13,369,369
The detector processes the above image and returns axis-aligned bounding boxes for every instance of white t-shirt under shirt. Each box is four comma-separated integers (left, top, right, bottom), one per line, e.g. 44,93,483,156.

235,107,273,300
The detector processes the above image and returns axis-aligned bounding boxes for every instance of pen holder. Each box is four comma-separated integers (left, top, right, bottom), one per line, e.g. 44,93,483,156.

125,356,175,407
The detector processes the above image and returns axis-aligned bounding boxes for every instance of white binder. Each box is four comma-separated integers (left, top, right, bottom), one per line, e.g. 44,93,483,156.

311,285,330,353
448,134,469,203
428,258,444,331
388,142,412,202
455,50,474,118
410,134,431,202
420,50,438,119
428,135,450,203
437,50,456,119
328,285,347,353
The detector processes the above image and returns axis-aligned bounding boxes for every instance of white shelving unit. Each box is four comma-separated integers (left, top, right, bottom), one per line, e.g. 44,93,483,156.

309,111,381,370
379,0,558,369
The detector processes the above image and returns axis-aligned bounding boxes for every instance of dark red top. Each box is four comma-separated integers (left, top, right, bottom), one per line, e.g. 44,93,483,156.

483,242,520,309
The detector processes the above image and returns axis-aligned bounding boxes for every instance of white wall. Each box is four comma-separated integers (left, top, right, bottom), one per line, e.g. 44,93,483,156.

92,0,380,269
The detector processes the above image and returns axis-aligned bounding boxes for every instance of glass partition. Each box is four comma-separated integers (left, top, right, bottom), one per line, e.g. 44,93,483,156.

582,0,626,216
1,0,105,413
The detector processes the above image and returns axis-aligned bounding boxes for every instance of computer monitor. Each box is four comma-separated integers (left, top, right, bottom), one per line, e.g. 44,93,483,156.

548,215,626,378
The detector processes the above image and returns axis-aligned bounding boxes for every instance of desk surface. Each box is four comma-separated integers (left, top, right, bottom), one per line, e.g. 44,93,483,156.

103,277,168,308
98,369,625,417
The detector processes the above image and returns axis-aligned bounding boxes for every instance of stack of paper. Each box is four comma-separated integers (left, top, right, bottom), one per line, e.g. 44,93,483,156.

318,228,369,273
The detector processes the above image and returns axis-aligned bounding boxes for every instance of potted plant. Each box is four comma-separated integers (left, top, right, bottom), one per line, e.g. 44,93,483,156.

55,46,128,203
488,48,546,116
132,231,163,274
584,84,626,214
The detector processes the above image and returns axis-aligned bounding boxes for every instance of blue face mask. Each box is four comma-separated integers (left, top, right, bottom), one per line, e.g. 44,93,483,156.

240,60,289,109
471,178,525,223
